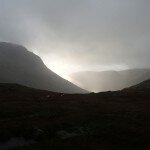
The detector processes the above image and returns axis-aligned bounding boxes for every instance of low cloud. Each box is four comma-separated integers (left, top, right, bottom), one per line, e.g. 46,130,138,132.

0,0,150,77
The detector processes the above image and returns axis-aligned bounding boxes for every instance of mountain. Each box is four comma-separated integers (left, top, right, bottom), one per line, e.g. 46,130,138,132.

125,79,150,91
0,42,87,93
70,69,150,92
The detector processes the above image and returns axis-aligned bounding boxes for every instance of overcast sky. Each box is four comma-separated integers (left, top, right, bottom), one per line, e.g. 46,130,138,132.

0,0,150,79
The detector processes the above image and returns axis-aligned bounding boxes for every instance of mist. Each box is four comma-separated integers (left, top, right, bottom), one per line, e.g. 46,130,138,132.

70,69,150,92
0,0,150,79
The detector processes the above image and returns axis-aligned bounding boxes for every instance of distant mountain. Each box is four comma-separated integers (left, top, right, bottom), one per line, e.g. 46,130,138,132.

70,69,150,92
0,42,87,93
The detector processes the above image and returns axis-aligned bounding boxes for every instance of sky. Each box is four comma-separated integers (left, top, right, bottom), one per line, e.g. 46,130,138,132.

0,0,150,79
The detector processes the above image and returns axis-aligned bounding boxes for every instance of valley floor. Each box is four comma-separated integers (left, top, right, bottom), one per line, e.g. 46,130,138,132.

0,84,150,150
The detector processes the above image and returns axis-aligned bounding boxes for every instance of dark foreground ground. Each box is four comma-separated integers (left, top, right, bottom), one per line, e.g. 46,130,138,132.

0,83,150,150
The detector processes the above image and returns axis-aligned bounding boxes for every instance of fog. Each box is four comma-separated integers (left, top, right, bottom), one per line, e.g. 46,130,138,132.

0,0,150,79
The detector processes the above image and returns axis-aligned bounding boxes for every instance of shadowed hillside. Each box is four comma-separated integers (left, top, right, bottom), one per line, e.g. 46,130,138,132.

0,79,150,150
0,42,87,93
124,79,150,91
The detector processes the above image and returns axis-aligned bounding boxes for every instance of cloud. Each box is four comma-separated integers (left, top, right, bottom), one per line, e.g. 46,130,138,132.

0,0,150,77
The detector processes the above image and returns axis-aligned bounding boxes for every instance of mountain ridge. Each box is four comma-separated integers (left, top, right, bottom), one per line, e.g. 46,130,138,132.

0,42,87,93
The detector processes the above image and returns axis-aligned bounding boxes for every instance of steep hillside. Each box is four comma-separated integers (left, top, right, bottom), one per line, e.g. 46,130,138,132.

0,42,87,93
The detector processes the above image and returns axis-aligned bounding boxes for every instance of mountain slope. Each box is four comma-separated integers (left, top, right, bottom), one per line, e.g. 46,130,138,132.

0,42,87,93
125,79,150,91
70,69,150,92
0,80,150,149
